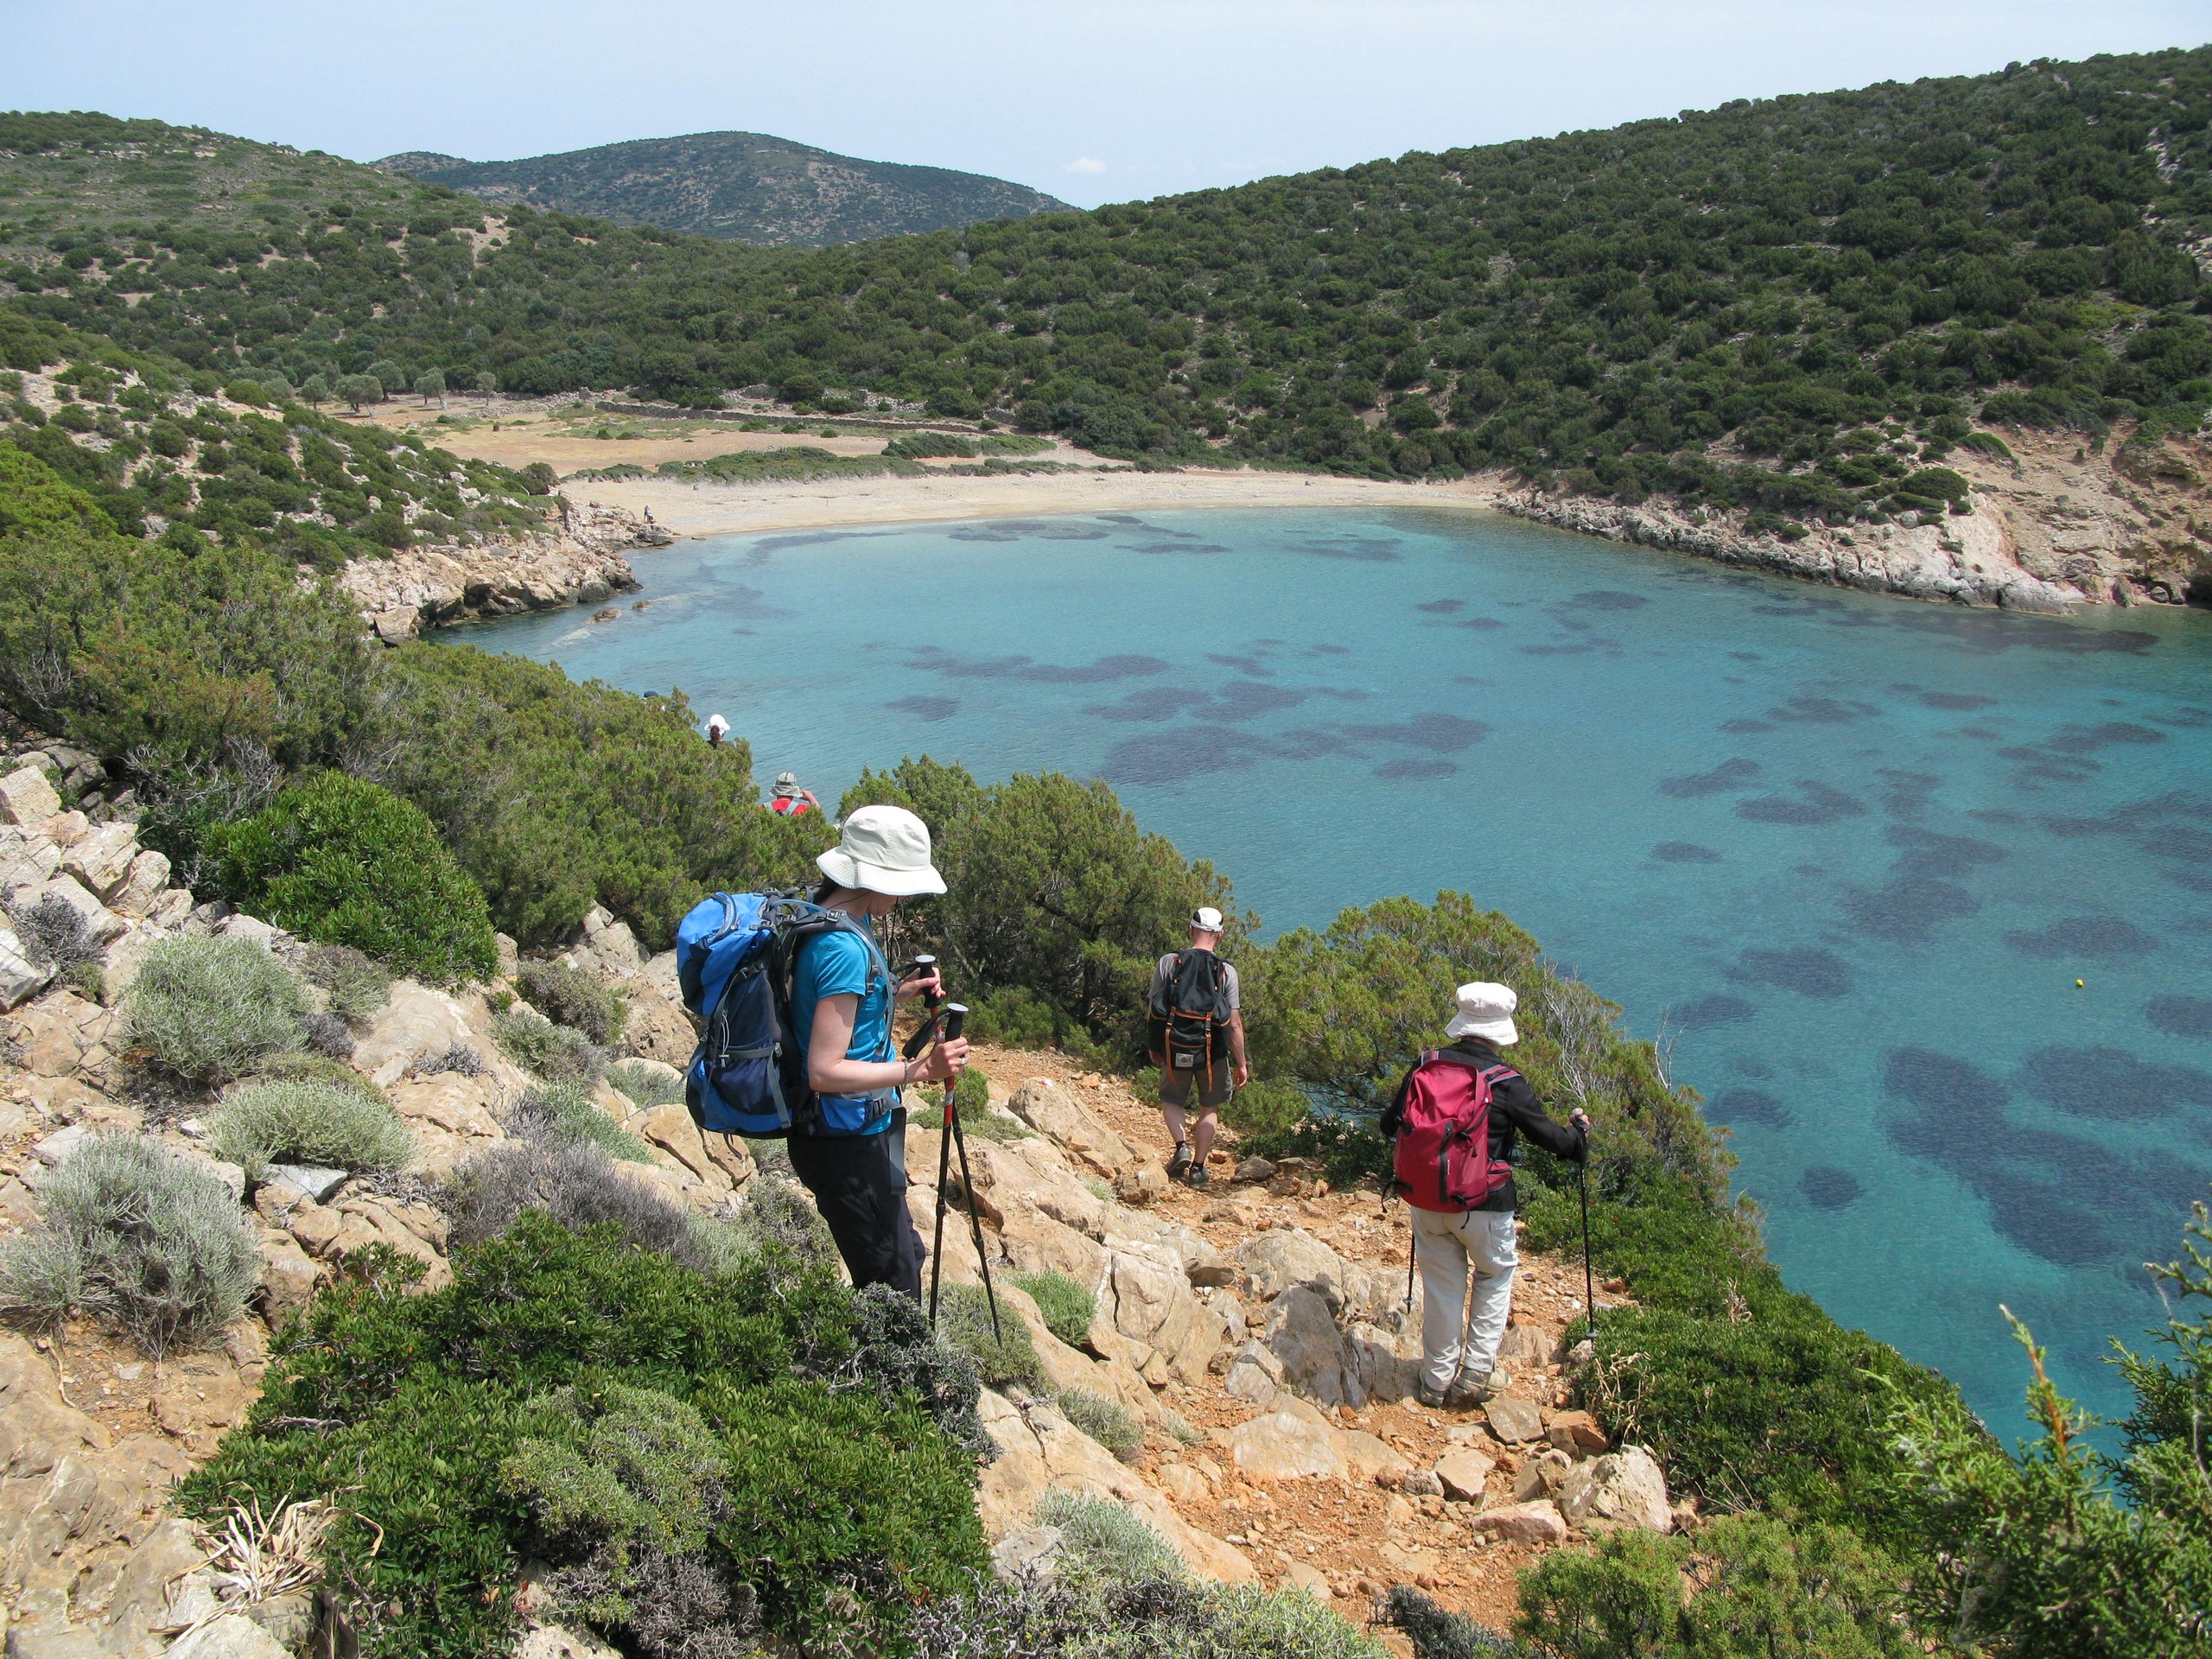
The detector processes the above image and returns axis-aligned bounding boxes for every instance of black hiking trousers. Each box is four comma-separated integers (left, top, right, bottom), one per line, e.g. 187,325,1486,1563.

786,1112,924,1298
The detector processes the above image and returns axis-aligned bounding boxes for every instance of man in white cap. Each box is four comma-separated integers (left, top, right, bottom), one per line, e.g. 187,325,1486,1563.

1380,982,1589,1408
786,804,969,1296
1147,905,1247,1187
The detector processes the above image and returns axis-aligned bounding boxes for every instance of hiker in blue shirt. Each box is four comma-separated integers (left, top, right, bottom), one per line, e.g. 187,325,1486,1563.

785,804,969,1296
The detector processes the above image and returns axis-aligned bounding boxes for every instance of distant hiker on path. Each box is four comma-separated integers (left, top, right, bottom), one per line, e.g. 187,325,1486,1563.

705,713,729,747
769,772,821,816
1382,982,1589,1409
1148,905,1247,1187
787,805,968,1297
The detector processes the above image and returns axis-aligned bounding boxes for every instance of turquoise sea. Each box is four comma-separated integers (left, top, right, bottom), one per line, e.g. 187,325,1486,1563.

467,505,2212,1432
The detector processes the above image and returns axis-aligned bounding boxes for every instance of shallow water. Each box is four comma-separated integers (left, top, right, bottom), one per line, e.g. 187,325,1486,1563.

470,505,2212,1430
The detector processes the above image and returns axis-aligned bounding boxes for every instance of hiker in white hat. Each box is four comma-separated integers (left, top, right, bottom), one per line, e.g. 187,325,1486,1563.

768,769,820,817
785,804,967,1296
1146,904,1247,1188
1380,981,1590,1408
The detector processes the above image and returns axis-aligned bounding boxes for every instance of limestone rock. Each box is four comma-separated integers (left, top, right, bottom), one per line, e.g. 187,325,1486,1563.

989,1525,1064,1582
1233,1156,1275,1183
1557,1446,1671,1535
1224,1340,1282,1407
1484,1395,1546,1445
1515,1447,1573,1503
1434,1446,1496,1502
1471,1499,1569,1545
32,1123,89,1166
107,852,171,920
1223,1410,1346,1481
1398,1467,1445,1497
635,1103,751,1193
1280,1560,1332,1601
1114,1164,1166,1205
1260,1286,1363,1409
1547,1409,1609,1457
355,983,497,1089
60,825,137,902
0,922,55,1011
214,912,280,947
257,1229,321,1321
0,766,60,827
264,1164,347,1203
516,1626,625,1659
1006,1079,1137,1176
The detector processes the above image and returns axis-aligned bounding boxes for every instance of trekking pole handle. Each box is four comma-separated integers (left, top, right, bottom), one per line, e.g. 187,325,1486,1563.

906,954,944,1012
942,1004,966,1042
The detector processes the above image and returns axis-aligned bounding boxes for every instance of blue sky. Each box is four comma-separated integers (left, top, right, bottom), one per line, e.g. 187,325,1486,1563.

4,2,2207,207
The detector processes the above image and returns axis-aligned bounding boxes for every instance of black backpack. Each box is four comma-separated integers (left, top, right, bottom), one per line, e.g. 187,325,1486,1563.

1149,948,1233,1073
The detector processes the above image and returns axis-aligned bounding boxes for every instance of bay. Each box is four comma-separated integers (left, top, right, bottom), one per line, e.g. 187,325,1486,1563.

467,505,2212,1429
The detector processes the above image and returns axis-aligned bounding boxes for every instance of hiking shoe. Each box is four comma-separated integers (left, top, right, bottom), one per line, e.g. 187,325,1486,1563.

1415,1382,1450,1408
1183,1163,1211,1188
1444,1369,1499,1408
1166,1141,1192,1179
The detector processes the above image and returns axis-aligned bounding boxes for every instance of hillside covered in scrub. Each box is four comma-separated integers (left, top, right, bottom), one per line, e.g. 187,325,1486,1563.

375,130,1072,247
1,46,2209,540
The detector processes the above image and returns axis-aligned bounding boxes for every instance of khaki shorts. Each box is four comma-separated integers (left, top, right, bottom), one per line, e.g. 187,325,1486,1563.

1160,1061,1234,1110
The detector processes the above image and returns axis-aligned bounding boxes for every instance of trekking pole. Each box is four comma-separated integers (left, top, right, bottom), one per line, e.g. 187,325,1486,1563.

1404,1221,1416,1313
1578,1147,1597,1340
938,1004,1005,1344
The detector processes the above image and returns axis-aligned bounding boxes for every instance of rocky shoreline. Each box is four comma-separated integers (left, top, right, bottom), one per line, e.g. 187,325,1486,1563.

338,505,675,643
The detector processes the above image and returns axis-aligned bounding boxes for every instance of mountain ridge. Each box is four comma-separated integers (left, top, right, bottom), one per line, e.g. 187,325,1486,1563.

371,129,1072,247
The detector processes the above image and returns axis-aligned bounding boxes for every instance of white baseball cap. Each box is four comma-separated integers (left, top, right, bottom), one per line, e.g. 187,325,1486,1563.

1445,982,1519,1046
817,804,948,897
1191,906,1224,934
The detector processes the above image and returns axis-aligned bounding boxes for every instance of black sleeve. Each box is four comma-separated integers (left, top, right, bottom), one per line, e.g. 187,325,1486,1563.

1377,1066,1418,1140
1491,1071,1586,1163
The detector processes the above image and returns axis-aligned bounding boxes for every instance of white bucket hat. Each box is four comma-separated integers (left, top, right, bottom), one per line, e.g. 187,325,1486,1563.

1446,981,1519,1046
817,804,947,897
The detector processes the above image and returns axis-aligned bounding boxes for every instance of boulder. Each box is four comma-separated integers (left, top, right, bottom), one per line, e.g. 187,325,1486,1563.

1484,1395,1547,1445
60,823,137,901
0,921,55,1011
354,982,484,1088
1434,1446,1496,1502
1557,1446,1671,1535
32,1123,90,1166
990,1525,1065,1583
162,1616,295,1659
215,912,281,947
1260,1285,1363,1409
107,851,172,920
517,1627,625,1659
1114,1163,1166,1205
0,765,60,826
99,1516,207,1658
1471,1499,1570,1545
635,1103,752,1192
1547,1409,1609,1457
264,1164,347,1203
1222,1410,1346,1480
1280,1560,1332,1601
1233,1156,1275,1183
256,1229,321,1321
0,825,64,898
1515,1447,1574,1503
1006,1078,1138,1176
1224,1340,1282,1408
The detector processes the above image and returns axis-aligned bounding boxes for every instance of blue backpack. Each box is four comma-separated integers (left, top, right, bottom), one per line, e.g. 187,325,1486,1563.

674,890,891,1138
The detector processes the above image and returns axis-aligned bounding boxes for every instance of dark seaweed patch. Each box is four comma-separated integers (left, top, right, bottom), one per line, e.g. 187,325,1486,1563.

948,520,1110,543
1667,995,1757,1030
1735,781,1866,825
887,695,959,722
1728,946,1853,999
1839,878,1980,944
1800,1167,1862,1210
2003,916,2162,960
1341,714,1489,752
2147,996,2212,1039
1658,757,1761,798
1123,539,1230,555
1454,617,1507,632
1885,826,2006,880
2018,1046,2212,1121
1293,536,1402,562
1719,719,1775,734
1885,610,2157,655
1212,681,1307,721
1769,696,1878,724
1209,653,1272,676
1708,1089,1790,1128
1375,758,1458,780
1650,842,1722,864
1098,724,1286,786
1910,690,1997,711
1875,771,1942,819
908,646,1167,684
1308,644,1351,656
1417,599,1466,614
1559,589,1650,612
1089,686,1211,723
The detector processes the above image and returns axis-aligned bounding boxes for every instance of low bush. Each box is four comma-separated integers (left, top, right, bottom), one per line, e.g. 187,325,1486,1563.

1058,1388,1141,1461
1514,1513,1916,1658
207,1079,413,1178
1010,1268,1096,1349
491,1007,603,1083
7,890,101,978
1035,1489,1187,1586
848,1281,988,1457
936,1281,1048,1395
509,1077,650,1163
605,1059,684,1109
208,771,499,983
419,1044,485,1078
181,1215,982,1659
296,942,391,1027
515,959,626,1047
1382,1586,1521,1658
123,935,308,1085
728,1173,840,1269
0,1132,258,1354
442,1124,710,1268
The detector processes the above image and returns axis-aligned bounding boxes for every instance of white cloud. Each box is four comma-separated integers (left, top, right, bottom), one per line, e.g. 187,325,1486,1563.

1065,156,1107,175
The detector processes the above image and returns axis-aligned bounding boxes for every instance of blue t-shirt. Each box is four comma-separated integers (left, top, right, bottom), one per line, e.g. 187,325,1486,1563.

789,920,895,1135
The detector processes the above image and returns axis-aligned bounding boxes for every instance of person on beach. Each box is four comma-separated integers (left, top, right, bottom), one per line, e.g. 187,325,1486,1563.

1147,905,1247,1187
705,713,729,747
787,805,969,1296
1382,982,1589,1408
769,771,822,816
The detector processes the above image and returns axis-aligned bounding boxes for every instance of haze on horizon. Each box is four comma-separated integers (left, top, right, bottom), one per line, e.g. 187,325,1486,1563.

3,1,2206,211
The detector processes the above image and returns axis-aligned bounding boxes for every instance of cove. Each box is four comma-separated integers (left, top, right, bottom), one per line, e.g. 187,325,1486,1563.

466,505,2212,1431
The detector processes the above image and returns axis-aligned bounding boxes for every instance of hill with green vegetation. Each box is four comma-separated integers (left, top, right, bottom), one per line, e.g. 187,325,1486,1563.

7,48,2212,531
372,130,1071,247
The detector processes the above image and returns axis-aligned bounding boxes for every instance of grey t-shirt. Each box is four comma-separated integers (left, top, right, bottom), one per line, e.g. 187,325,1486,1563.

1151,950,1240,1012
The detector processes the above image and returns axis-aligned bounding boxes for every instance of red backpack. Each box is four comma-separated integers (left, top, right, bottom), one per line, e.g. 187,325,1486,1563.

1391,1051,1517,1212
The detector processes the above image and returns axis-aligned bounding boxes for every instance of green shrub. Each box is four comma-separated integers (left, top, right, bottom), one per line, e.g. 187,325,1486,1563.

1382,1586,1522,1658
208,771,499,982
936,1281,1047,1394
1010,1268,1096,1349
1058,1388,1141,1461
0,1132,258,1353
442,1123,718,1272
511,1077,649,1162
729,1173,839,1270
207,1079,413,1178
605,1060,684,1109
296,942,391,1027
123,934,308,1085
492,1007,603,1083
1035,1489,1188,1586
181,1215,982,1659
1515,1514,1916,1659
515,959,626,1047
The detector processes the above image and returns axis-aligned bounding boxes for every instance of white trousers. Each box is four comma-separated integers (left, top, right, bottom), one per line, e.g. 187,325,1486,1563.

1411,1206,1518,1394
